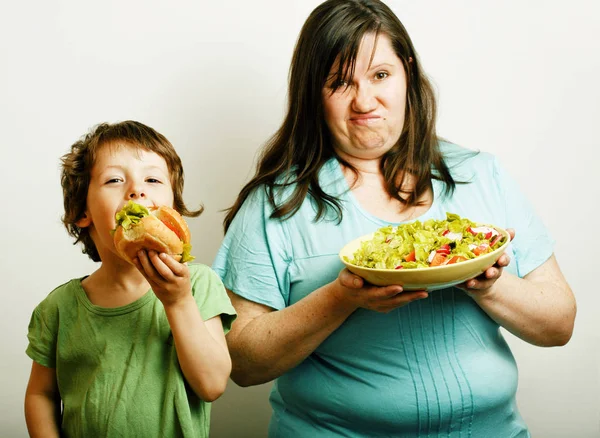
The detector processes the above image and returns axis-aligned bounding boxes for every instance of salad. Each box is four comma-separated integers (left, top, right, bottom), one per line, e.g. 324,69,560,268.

345,213,507,270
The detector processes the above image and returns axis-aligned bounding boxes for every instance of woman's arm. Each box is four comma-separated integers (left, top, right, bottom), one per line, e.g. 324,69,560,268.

464,253,576,347
25,361,61,438
226,270,428,386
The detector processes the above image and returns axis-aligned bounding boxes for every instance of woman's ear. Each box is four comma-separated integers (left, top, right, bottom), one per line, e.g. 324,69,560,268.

75,213,92,228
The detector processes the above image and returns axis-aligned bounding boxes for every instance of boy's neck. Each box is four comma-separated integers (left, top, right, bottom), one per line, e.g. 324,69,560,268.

81,261,151,308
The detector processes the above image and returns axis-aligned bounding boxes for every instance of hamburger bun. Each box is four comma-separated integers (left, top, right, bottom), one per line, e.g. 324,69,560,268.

113,203,193,264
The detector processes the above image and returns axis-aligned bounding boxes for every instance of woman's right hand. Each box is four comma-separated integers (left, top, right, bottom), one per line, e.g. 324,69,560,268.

334,268,428,313
224,270,429,386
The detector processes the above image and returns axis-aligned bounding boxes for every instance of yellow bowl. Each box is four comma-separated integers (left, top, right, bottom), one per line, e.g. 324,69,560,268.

339,225,510,291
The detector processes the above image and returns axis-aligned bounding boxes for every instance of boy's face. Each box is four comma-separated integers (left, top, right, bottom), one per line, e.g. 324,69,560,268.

77,142,175,263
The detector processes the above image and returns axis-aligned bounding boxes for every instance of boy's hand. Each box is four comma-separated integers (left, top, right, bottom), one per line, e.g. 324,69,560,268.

134,250,192,307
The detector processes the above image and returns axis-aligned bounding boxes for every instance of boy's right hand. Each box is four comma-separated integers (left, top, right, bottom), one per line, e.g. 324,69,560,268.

133,250,193,308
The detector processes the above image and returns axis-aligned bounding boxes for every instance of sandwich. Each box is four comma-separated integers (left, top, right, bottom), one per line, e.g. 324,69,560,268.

113,200,194,264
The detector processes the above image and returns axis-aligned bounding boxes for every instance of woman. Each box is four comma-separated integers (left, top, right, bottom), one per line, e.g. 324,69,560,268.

213,0,576,436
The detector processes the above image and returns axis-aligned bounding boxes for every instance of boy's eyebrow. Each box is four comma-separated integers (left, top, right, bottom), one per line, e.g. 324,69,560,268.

100,164,168,173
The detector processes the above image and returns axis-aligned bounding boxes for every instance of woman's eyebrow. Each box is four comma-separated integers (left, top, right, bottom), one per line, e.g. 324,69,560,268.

367,62,396,71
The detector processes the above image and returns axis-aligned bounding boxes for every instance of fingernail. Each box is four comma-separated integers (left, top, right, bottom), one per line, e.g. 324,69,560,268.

353,278,361,287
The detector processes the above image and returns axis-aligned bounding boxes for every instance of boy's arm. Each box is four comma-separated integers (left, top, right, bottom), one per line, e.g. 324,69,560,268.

135,251,232,402
25,361,61,438
165,301,231,401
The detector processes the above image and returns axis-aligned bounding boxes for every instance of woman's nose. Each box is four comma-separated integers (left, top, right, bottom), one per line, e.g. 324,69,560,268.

352,83,377,113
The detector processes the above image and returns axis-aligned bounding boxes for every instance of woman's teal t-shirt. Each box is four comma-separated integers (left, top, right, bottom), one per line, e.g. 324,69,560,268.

213,142,553,437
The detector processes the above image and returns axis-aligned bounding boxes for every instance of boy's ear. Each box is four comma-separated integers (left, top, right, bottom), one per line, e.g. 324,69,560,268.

75,213,92,228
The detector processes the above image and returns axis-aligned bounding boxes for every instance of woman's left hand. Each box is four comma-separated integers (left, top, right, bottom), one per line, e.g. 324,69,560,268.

458,228,515,296
133,249,192,307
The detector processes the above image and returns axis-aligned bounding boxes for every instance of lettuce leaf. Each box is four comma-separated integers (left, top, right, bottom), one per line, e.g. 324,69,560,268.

181,243,195,263
114,201,149,230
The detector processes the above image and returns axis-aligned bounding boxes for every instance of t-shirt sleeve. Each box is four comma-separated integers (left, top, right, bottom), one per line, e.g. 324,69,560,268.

493,156,555,277
26,304,58,368
212,187,292,311
190,265,237,334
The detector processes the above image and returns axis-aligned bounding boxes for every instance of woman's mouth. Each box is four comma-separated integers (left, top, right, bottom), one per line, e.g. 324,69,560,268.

349,115,381,126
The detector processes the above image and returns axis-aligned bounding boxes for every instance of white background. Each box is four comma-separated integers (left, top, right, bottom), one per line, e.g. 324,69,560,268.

1,1,599,437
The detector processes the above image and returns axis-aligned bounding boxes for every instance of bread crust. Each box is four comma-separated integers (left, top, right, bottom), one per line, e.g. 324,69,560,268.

114,209,188,264
151,206,191,244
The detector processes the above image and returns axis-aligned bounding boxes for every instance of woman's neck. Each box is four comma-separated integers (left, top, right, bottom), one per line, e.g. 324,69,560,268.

337,155,433,223
336,150,382,175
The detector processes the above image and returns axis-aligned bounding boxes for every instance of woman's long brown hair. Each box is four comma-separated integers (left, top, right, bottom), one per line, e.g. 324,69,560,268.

224,0,456,232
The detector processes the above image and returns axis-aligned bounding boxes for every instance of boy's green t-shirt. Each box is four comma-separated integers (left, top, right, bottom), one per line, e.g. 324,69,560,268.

26,264,236,438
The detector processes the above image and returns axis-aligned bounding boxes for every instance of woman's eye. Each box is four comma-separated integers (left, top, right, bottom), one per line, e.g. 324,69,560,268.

375,71,389,80
328,79,349,91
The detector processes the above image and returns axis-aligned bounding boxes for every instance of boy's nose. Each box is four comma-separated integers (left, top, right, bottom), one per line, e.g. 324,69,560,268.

129,191,146,199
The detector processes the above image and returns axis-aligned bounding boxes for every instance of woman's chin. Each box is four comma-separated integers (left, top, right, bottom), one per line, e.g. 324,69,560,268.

341,144,395,161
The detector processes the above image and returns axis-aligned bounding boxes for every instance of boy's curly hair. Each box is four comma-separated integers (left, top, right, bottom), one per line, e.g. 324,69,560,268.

61,120,203,262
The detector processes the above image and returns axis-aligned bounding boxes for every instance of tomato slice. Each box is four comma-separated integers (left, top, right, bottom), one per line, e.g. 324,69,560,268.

404,250,416,262
436,244,451,255
430,253,447,267
472,244,490,256
490,234,503,247
163,220,184,241
445,255,467,265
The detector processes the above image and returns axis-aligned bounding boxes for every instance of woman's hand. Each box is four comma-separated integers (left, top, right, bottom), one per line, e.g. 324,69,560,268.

226,272,428,386
133,249,192,307
334,268,428,313
458,228,515,297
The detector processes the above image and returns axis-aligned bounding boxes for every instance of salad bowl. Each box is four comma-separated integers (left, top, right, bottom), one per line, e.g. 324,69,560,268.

339,217,511,291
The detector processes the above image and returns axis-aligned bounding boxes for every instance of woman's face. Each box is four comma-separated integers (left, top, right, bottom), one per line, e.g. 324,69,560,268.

322,33,407,162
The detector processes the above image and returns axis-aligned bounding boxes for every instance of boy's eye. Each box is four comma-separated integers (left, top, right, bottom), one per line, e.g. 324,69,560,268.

106,178,122,184
146,178,162,184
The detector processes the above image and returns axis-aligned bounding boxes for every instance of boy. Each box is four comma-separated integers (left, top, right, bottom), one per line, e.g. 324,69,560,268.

24,121,236,437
